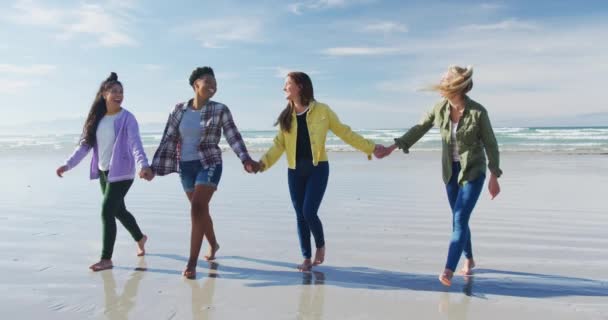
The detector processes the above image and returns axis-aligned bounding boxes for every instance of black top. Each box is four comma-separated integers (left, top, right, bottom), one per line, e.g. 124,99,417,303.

295,111,313,161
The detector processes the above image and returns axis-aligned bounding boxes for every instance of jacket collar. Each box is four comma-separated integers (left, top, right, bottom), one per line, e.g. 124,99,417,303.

290,100,317,116
181,99,213,111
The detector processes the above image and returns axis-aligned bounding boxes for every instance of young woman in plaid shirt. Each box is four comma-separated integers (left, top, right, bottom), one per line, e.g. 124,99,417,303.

150,67,258,279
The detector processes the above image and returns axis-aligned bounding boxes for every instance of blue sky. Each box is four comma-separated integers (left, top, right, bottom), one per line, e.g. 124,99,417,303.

1,0,607,131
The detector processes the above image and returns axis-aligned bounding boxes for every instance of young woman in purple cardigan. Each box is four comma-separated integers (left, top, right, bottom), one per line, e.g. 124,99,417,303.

56,73,153,271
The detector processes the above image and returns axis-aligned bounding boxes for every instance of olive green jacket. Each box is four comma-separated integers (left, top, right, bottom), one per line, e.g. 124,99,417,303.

394,97,502,185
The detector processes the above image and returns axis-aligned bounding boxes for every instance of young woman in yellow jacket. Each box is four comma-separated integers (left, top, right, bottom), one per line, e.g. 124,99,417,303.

258,71,383,271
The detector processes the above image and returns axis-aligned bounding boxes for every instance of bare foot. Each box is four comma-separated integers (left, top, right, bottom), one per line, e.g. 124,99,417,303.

183,264,196,279
439,269,454,287
89,259,113,272
204,243,220,261
312,246,325,266
297,259,313,272
137,234,147,256
460,258,475,276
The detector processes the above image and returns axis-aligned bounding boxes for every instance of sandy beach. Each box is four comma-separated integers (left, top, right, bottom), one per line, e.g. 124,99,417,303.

1,150,607,319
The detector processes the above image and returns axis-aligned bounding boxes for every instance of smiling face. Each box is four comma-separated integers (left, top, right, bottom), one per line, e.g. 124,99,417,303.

103,83,123,107
283,76,302,102
193,74,217,100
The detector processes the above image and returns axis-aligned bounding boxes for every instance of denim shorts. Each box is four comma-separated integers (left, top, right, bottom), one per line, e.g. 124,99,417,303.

179,160,222,192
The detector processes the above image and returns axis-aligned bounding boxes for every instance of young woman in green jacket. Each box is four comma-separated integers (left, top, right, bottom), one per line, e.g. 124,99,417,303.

379,66,502,286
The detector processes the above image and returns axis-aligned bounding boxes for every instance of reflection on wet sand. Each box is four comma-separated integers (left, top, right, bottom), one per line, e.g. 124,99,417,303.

189,262,219,320
298,271,326,320
438,277,475,320
100,259,147,320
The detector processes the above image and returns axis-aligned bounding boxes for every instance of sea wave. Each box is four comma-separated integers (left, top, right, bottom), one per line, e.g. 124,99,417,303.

2,127,607,154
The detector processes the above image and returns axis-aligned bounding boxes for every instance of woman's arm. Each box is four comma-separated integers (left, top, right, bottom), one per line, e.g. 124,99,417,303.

127,114,149,169
391,107,437,153
479,109,502,178
479,109,502,199
221,107,251,162
64,142,92,170
151,106,180,176
259,131,286,172
328,108,375,155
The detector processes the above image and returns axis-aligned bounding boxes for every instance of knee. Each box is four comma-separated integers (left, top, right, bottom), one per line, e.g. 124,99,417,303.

302,209,319,223
191,199,209,216
101,201,118,219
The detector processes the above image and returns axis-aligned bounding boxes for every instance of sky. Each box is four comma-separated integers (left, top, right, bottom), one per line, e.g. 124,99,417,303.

1,0,607,132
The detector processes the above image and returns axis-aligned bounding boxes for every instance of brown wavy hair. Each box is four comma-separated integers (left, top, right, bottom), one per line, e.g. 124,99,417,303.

80,72,122,147
275,71,314,133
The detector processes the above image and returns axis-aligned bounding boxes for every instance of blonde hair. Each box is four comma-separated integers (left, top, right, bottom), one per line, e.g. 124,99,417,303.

429,65,474,96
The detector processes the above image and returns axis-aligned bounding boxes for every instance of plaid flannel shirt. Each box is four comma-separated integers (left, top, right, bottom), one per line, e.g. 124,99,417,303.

151,100,251,176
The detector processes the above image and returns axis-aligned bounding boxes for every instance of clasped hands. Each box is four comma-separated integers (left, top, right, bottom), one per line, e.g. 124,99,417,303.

240,144,397,175
138,167,154,181
373,144,397,159
243,159,264,174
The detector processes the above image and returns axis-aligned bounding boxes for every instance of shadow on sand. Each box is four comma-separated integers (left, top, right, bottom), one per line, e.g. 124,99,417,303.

135,253,607,299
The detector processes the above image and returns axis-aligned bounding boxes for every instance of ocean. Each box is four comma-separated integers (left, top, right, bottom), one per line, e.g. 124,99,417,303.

1,127,607,154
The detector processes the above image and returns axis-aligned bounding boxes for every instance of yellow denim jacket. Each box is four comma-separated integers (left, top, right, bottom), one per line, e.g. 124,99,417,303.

260,101,375,171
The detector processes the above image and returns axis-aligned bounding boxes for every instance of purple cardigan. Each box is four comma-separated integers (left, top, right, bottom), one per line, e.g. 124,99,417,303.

64,109,149,182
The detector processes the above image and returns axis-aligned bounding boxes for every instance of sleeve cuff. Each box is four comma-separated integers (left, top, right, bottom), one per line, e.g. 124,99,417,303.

393,138,410,153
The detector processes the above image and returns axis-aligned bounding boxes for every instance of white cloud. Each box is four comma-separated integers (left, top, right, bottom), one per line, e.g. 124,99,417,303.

323,98,411,116
322,46,404,56
0,79,30,94
0,64,56,75
0,63,56,94
7,0,137,47
362,21,408,34
8,0,63,26
184,18,264,48
362,20,608,118
288,0,372,15
459,18,538,32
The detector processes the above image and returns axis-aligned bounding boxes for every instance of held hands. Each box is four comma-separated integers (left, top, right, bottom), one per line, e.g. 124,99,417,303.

56,165,68,178
488,174,500,199
139,167,154,181
243,159,261,174
373,144,397,159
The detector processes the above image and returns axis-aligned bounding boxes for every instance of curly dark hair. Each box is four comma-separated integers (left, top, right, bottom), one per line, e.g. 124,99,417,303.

80,72,122,147
189,66,215,86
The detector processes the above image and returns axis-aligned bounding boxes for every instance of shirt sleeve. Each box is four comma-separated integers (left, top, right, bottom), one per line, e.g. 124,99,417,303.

126,114,149,168
479,109,503,177
259,130,286,171
393,105,437,153
151,105,180,175
220,106,251,162
64,141,92,170
327,107,376,155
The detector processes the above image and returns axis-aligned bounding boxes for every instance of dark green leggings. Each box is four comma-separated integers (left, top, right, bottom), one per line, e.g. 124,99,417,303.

99,171,144,260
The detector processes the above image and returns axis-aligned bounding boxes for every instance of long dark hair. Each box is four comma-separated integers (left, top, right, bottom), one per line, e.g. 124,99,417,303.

275,71,314,133
80,72,122,147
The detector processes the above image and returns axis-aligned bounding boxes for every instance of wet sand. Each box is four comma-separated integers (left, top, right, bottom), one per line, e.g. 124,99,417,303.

1,150,607,319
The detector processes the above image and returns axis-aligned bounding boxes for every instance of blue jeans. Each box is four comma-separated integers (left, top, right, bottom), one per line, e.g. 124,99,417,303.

445,161,485,272
179,160,222,192
288,160,329,259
